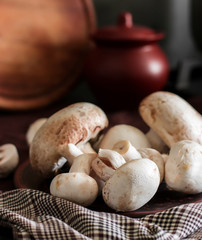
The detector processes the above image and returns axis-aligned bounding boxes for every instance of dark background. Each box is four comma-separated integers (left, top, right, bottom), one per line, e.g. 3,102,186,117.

93,0,202,97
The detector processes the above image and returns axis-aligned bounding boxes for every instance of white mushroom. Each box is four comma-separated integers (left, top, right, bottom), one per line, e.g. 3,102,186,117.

53,143,104,195
92,149,126,182
139,91,202,147
50,153,98,206
138,148,165,182
98,124,151,150
30,102,108,177
112,140,141,162
0,144,19,178
26,118,47,145
165,140,202,194
102,158,160,212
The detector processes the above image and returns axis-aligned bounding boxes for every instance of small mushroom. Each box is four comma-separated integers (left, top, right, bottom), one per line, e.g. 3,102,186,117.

92,148,126,181
102,158,160,212
99,124,151,150
138,148,165,182
26,118,47,145
0,144,19,178
59,143,104,194
165,140,202,194
50,153,98,206
112,140,141,162
30,102,108,177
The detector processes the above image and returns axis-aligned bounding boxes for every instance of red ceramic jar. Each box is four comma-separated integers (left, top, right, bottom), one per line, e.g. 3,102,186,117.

83,12,169,111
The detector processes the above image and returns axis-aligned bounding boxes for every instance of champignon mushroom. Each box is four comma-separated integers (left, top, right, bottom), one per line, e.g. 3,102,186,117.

92,148,126,182
139,91,202,147
50,153,98,206
102,158,160,212
0,144,19,178
138,148,165,182
30,102,108,177
165,140,202,194
26,118,47,145
98,124,151,150
112,140,142,162
53,143,104,195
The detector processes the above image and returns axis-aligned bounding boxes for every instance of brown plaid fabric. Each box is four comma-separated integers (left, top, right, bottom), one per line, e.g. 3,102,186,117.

0,189,201,240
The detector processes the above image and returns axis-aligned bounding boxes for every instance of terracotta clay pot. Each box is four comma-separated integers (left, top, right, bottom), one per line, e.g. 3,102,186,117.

83,12,169,111
0,0,96,110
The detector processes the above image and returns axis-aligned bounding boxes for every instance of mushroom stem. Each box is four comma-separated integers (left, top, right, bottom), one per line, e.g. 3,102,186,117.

53,143,83,172
112,140,141,162
77,142,96,154
91,149,126,182
62,143,83,165
69,153,97,174
98,148,126,169
92,157,115,181
52,157,68,172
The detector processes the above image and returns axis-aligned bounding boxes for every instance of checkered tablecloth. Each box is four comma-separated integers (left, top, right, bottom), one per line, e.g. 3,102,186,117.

0,189,201,240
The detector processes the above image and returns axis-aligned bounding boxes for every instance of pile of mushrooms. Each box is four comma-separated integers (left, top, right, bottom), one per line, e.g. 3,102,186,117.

28,93,202,212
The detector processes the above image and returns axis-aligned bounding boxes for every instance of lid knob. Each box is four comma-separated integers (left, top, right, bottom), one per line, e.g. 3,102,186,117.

118,12,133,28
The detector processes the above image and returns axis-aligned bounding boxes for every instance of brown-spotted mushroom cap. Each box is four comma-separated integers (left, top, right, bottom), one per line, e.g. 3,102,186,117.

29,102,108,177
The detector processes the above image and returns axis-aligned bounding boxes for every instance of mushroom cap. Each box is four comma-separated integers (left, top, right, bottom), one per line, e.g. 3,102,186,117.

165,140,202,194
139,91,202,147
99,124,151,150
30,102,108,177
50,172,98,206
102,158,160,212
0,144,19,178
26,118,47,145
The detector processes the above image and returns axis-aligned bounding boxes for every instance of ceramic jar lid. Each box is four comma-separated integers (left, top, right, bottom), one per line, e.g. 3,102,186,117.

93,12,164,42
